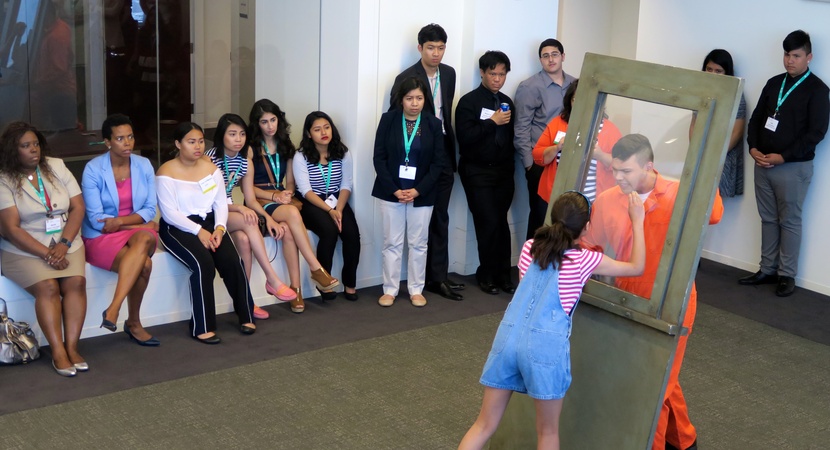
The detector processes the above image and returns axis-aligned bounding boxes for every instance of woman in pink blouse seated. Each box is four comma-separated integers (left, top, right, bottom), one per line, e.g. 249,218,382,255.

82,114,159,346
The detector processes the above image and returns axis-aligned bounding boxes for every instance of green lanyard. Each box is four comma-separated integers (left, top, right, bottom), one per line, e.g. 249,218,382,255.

776,69,810,116
431,69,441,108
402,113,422,167
222,155,241,195
263,141,280,183
33,167,52,215
318,162,332,196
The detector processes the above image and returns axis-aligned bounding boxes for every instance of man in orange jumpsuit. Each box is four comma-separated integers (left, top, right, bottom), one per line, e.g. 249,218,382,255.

581,134,723,450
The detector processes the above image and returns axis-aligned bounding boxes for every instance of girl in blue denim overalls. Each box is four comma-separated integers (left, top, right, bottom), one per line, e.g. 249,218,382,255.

459,191,645,450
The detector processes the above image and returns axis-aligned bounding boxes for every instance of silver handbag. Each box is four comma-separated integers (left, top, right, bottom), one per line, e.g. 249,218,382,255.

0,297,41,365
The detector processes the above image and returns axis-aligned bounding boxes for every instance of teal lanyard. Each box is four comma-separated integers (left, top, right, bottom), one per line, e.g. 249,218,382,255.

33,167,52,215
318,162,332,196
402,113,421,167
776,69,810,116
263,141,280,183
432,69,441,108
222,155,241,194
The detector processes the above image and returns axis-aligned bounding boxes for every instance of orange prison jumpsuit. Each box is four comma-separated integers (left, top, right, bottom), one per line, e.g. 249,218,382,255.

581,173,723,450
532,116,622,202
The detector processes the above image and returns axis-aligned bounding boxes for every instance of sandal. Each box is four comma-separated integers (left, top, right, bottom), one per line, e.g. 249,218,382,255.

310,267,340,291
266,282,298,302
290,287,305,314
253,305,270,320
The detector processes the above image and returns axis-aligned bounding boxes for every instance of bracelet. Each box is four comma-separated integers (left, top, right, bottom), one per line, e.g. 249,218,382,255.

271,192,276,201
215,225,226,235
329,208,334,212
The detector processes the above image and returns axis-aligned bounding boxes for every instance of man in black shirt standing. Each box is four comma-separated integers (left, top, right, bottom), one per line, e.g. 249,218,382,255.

455,50,516,295
390,24,464,301
739,30,829,297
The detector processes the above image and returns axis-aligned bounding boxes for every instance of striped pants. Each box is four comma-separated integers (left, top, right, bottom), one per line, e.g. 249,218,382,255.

159,213,255,336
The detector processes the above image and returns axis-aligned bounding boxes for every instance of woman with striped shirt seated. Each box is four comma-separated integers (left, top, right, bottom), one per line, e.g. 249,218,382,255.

205,114,298,320
293,111,361,301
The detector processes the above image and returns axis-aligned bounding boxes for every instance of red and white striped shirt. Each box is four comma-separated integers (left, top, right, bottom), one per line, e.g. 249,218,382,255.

517,239,603,315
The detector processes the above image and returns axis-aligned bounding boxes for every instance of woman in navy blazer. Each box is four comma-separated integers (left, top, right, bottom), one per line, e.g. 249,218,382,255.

81,114,160,346
372,77,447,307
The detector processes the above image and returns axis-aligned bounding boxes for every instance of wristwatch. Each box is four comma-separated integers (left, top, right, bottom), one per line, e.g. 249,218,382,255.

59,237,72,248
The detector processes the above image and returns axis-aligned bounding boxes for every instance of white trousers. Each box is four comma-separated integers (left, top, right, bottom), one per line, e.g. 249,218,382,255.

379,200,433,296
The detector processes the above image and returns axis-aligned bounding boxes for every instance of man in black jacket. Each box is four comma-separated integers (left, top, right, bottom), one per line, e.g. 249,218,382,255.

389,23,464,301
739,30,829,297
455,50,516,295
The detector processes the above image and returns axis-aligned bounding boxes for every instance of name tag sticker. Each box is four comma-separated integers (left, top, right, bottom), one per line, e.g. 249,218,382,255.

324,195,338,209
399,165,417,180
480,108,495,120
198,175,217,193
553,131,567,145
45,217,62,234
765,117,779,132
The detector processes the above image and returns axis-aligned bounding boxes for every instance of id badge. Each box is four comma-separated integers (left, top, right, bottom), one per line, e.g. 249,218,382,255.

45,217,62,234
399,165,417,180
324,194,338,209
553,130,567,145
765,116,779,132
198,175,217,193
480,108,495,120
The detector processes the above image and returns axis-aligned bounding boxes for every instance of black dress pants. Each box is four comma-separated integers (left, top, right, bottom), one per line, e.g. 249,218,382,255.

425,170,454,283
159,214,255,336
525,163,547,239
459,162,515,284
299,193,361,288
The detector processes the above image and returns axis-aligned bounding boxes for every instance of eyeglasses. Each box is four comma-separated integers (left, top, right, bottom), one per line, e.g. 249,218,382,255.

540,52,561,60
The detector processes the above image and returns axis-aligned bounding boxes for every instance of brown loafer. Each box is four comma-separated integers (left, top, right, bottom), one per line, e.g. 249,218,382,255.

290,287,305,314
410,294,427,307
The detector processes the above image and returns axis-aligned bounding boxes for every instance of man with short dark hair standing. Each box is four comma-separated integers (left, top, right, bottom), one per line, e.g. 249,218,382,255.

740,29,829,297
390,23,464,301
514,38,575,239
455,51,516,295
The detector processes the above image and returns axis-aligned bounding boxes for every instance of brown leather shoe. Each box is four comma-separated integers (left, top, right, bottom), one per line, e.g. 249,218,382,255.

310,267,340,291
290,287,305,314
378,294,395,307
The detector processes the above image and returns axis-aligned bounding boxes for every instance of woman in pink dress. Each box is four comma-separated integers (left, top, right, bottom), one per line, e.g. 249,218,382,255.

81,114,160,346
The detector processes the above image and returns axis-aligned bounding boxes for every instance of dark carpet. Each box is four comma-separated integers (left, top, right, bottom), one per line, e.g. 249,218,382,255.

1,273,511,416
695,259,830,346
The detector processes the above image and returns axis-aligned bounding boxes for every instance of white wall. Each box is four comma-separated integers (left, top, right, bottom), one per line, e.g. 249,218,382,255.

256,0,559,288
632,0,830,295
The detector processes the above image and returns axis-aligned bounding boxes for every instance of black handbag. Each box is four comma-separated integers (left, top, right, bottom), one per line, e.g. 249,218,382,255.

0,298,41,365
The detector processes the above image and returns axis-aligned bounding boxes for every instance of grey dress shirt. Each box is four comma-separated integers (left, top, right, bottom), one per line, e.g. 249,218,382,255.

513,70,575,167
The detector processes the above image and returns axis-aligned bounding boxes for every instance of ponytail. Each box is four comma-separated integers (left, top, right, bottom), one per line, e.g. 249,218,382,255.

531,191,592,270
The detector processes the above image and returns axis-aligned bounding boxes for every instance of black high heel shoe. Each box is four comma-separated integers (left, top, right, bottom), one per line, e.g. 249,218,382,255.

124,326,160,346
100,310,117,332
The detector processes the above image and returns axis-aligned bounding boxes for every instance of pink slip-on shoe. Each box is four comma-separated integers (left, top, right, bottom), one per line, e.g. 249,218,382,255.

253,305,270,320
266,282,298,301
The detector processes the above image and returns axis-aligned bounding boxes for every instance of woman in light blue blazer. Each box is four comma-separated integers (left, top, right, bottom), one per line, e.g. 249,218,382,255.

81,114,160,346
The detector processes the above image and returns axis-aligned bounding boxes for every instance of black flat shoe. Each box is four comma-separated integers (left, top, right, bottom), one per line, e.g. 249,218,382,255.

499,281,516,294
100,310,117,332
343,291,359,301
426,281,463,301
239,325,256,335
320,290,338,301
737,270,778,285
124,327,160,347
446,279,465,291
193,334,221,345
478,282,500,295
775,276,796,297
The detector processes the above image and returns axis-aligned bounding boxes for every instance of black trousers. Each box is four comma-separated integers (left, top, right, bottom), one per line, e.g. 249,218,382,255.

459,162,515,284
159,214,255,336
525,164,547,239
299,193,361,288
425,170,454,283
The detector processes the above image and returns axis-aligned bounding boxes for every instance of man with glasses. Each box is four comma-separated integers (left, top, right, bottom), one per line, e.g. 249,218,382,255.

514,39,575,239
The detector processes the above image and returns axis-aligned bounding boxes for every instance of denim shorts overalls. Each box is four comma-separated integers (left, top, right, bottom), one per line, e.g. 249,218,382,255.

479,261,573,400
